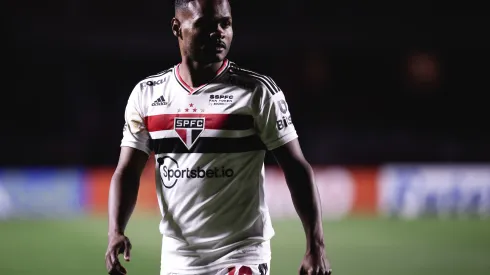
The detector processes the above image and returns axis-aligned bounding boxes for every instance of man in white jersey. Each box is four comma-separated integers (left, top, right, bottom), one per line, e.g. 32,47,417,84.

105,0,332,275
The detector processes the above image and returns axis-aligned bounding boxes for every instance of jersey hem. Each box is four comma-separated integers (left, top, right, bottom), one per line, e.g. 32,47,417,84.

160,256,272,275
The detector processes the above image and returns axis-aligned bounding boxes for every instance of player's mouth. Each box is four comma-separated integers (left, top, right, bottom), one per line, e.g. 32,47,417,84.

204,41,226,52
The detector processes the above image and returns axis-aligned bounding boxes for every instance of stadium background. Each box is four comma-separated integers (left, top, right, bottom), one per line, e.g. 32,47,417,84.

2,1,489,275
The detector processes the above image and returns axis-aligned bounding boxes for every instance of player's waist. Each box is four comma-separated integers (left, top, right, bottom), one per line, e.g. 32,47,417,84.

160,236,271,274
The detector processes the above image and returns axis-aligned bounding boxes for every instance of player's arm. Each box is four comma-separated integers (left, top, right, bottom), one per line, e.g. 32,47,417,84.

109,84,151,236
106,84,151,275
271,140,325,255
108,146,148,236
272,142,331,275
254,79,331,274
106,147,148,275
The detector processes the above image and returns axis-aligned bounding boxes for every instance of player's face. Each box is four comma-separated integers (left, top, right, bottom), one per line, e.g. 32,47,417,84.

176,0,233,63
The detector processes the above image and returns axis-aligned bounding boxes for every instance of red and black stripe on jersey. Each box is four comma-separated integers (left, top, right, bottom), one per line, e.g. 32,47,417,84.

142,61,284,154
145,113,266,154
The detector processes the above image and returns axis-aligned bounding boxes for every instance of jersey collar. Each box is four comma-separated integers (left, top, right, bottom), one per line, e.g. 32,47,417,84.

174,59,230,95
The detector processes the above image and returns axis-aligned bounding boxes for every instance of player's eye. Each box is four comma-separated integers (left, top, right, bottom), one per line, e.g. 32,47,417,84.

220,19,232,28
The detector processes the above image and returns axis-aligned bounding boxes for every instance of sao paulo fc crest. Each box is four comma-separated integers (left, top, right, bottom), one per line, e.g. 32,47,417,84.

174,117,205,150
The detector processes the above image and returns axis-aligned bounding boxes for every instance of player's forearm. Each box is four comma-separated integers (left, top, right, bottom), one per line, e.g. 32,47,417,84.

283,161,325,252
108,170,140,235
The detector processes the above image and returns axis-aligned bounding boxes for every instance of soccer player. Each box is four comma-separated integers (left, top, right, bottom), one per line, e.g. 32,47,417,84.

105,0,332,274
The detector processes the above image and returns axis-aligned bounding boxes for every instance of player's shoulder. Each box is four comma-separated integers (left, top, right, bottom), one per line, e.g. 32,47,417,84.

134,67,174,92
228,61,281,97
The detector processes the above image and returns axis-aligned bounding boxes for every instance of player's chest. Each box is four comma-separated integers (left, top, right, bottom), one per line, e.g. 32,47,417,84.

144,85,256,145
147,84,252,116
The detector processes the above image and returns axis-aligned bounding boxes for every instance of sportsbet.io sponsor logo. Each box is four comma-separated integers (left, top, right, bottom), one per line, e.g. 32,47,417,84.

276,99,293,130
157,156,235,188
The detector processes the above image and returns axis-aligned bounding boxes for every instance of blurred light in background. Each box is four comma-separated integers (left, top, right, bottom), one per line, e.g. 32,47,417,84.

406,51,440,90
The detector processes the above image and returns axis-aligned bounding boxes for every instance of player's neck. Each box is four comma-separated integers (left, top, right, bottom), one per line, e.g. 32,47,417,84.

178,58,224,88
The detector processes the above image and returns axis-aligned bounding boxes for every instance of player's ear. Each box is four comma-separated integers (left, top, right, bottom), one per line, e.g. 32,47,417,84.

171,18,182,39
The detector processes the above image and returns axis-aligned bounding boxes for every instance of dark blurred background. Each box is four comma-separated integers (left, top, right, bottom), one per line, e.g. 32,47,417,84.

2,0,489,166
2,2,490,275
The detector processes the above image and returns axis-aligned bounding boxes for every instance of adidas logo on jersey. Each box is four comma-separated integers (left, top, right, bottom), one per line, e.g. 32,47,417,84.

151,95,168,106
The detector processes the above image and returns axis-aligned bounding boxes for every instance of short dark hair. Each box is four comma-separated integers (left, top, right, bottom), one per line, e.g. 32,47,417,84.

175,0,230,11
175,0,194,11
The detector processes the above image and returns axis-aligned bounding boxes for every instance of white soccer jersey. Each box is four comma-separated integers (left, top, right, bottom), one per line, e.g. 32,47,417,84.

120,60,298,274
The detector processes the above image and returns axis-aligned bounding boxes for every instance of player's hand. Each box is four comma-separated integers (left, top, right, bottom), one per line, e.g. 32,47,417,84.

105,233,132,275
299,248,332,275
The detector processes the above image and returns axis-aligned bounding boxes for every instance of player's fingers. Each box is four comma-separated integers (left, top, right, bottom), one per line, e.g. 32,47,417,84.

126,237,132,250
110,263,127,275
106,250,125,275
105,251,113,272
325,268,333,275
108,257,127,275
111,248,121,268
123,239,131,261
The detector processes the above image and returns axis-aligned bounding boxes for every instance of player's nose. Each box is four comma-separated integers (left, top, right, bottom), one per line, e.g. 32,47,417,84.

210,26,225,39
210,31,224,40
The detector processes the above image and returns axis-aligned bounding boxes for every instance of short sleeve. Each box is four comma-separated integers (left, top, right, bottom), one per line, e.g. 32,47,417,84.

255,85,298,151
120,85,151,155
